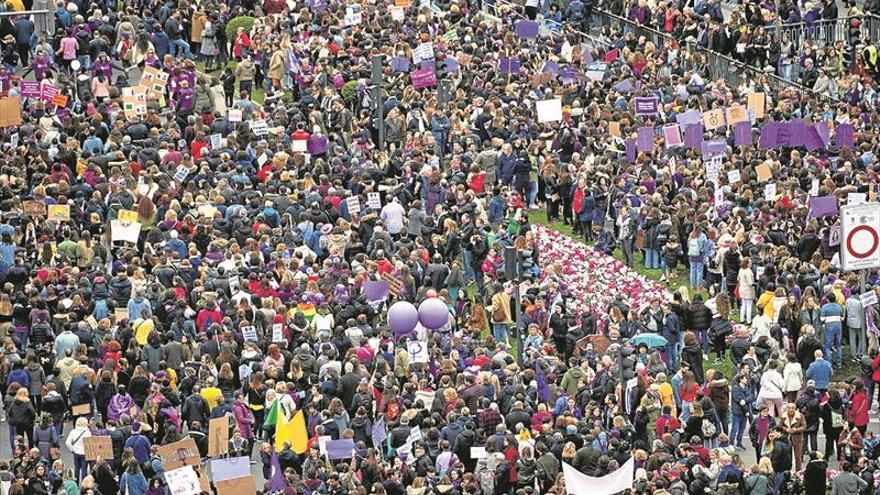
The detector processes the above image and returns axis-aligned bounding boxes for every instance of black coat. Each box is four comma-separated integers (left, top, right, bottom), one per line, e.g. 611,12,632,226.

688,303,712,331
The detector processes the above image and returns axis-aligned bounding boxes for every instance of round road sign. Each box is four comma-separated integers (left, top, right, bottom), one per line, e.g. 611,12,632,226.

846,225,879,260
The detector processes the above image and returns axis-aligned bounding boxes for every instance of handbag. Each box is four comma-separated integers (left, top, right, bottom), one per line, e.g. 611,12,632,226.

634,230,646,250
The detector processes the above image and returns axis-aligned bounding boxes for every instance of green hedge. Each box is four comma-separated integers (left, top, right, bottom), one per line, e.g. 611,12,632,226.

225,16,255,39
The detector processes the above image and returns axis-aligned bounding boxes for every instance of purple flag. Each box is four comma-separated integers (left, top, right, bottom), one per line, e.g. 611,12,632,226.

444,56,460,72
804,125,824,152
734,121,752,147
625,138,636,163
560,67,579,84
837,123,854,148
419,59,436,71
326,439,356,460
535,361,551,403
270,448,286,491
788,118,806,147
500,57,520,75
684,123,703,149
701,139,727,160
390,57,410,73
371,418,387,448
362,281,390,302
637,127,654,153
541,60,559,74
808,195,838,219
759,121,778,150
582,48,593,64
515,20,539,39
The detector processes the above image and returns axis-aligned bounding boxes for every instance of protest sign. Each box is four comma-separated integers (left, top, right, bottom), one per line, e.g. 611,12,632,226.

118,209,138,223
662,125,682,147
633,97,659,116
637,127,653,153
411,68,437,89
215,476,255,495
725,105,748,125
72,403,91,416
764,183,777,202
344,4,362,25
609,121,620,137
47,205,70,222
808,195,838,219
111,220,142,244
755,163,772,182
211,457,251,482
84,436,113,461
702,108,724,130
242,326,258,342
22,200,46,216
407,340,430,363
0,97,22,127
166,466,202,495
367,192,382,209
272,323,285,342
747,92,766,119
346,196,361,215
727,170,741,183
208,415,230,457
515,20,539,38
535,99,562,123
157,438,201,471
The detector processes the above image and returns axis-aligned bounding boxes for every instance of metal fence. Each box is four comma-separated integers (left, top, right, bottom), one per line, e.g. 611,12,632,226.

761,14,880,48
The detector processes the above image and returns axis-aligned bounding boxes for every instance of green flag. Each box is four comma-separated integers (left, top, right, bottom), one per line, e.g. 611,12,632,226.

263,399,279,428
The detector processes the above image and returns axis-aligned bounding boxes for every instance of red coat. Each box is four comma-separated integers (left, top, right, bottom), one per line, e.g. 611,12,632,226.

871,354,880,382
850,391,869,426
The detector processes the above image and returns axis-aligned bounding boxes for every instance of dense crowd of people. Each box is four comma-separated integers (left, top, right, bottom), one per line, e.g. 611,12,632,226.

0,0,878,494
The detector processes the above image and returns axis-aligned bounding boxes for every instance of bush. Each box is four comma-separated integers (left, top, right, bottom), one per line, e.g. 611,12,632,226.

341,80,359,104
225,16,255,39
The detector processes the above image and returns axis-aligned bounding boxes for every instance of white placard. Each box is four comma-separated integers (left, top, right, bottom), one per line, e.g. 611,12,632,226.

10,133,18,148
272,323,284,342
535,98,562,123
210,133,222,149
705,156,722,184
810,178,820,196
242,326,258,342
292,139,308,152
727,170,741,183
228,109,243,122
346,196,361,215
470,447,487,458
251,120,269,136
390,5,404,20
111,220,142,244
849,192,867,206
367,192,382,209
257,153,268,166
860,290,878,307
345,5,362,25
165,466,201,495
407,425,423,444
764,182,777,201
173,167,189,183
412,42,434,64
407,340,429,363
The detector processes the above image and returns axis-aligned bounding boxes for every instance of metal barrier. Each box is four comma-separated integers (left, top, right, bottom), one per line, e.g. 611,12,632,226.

759,14,880,48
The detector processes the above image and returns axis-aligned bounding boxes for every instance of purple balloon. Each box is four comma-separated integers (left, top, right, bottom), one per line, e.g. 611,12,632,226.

418,298,449,329
388,301,419,336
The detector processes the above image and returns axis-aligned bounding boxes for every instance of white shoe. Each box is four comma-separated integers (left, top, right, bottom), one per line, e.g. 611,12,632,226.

702,354,709,361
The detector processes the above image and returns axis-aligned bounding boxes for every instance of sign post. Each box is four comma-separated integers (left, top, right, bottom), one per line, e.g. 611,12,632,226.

841,203,880,296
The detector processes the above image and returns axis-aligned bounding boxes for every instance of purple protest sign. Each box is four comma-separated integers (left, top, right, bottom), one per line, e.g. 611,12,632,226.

808,195,838,219
362,281,390,302
633,97,659,116
500,57,520,75
325,439,356,460
411,68,437,89
637,127,654,153
837,123,854,148
804,125,824,152
734,121,752,148
444,56,459,72
560,68,579,85
515,20,539,39
613,79,634,93
759,121,778,150
40,83,59,104
582,48,593,64
20,81,40,98
419,59,436,71
625,138,636,163
309,0,326,13
788,118,806,147
307,134,328,155
663,124,682,148
701,140,727,160
684,123,703,149
390,57,409,72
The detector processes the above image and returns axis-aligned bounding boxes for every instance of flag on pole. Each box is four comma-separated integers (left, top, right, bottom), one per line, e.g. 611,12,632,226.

263,399,279,428
534,361,551,403
269,447,286,491
275,409,309,454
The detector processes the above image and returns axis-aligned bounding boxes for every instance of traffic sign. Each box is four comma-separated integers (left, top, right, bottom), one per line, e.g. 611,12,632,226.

841,203,880,271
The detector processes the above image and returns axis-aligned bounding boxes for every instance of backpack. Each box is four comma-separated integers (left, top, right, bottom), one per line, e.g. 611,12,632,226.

93,299,109,320
701,419,717,438
687,237,702,257
492,305,506,323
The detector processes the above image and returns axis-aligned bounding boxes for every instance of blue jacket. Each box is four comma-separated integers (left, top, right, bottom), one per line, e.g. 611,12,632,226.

6,368,29,389
806,359,833,389
578,194,595,222
731,383,753,416
496,152,517,184
124,434,152,464
120,471,148,495
488,196,506,223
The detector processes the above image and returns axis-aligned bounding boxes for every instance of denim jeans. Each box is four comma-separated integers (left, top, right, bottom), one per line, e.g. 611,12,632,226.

171,39,191,58
666,343,678,371
621,239,634,267
731,414,747,446
528,181,538,206
697,329,710,354
492,323,509,343
644,248,661,269
689,261,705,287
73,453,88,481
824,325,842,366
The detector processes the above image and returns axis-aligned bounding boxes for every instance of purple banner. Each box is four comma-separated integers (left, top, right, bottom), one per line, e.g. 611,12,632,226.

837,123,854,148
804,125,824,152
560,67,580,84
808,195,838,219
411,68,437,89
541,60,558,74
362,281,390,302
684,123,703,149
701,139,727,160
734,121,752,147
788,118,806,147
633,97,659,116
759,121,778,150
20,81,40,98
637,127,654,153
815,122,830,146
515,20,539,39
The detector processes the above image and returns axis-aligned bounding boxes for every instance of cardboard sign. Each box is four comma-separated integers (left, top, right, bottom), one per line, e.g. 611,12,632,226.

215,476,255,495
412,42,434,64
381,272,403,296
208,415,229,457
141,66,170,94
114,307,129,322
726,105,748,125
251,120,269,136
0,97,22,127
747,92,766,119
72,403,91,416
84,436,113,461
609,121,621,137
47,204,70,222
346,196,361,215
85,315,99,329
118,209,138,223
157,438,201,471
110,220,142,244
22,200,46,216
52,93,69,107
755,163,772,182
702,108,725,130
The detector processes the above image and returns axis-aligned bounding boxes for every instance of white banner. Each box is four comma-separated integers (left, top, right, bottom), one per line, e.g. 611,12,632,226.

562,459,633,495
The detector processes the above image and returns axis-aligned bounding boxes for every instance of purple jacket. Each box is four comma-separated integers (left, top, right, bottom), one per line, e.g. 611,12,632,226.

232,400,255,439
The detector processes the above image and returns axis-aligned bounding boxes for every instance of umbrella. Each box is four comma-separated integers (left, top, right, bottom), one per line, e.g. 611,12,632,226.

630,333,668,348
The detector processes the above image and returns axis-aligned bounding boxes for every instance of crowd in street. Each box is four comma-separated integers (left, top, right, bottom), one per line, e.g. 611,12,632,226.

0,0,879,494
